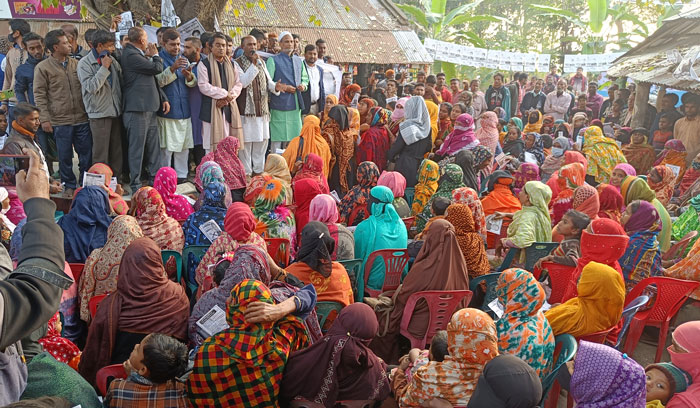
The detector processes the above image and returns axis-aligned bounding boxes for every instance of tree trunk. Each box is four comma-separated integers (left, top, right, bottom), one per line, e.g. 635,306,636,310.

82,0,226,32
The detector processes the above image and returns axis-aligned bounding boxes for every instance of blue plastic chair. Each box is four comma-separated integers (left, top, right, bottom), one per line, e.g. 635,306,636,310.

539,334,578,407
404,187,415,208
497,248,519,272
339,258,363,298
469,272,501,319
315,301,344,333
613,295,650,350
498,242,559,272
182,245,210,293
161,250,182,283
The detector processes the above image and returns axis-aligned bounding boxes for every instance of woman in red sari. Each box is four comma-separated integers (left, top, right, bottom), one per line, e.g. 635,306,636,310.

356,107,391,172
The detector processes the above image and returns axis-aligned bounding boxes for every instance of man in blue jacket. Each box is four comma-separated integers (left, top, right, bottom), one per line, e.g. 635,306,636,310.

157,29,195,182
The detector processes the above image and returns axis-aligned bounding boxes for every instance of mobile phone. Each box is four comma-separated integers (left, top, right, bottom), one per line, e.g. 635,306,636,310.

374,73,385,81
0,155,29,187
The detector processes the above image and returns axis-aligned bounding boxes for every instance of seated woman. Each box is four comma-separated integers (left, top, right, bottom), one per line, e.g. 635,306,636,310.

291,153,330,193
411,159,440,217
79,238,189,386
499,181,553,262
244,154,293,205
622,128,656,176
339,161,380,226
647,164,676,206
452,186,487,239
378,170,411,218
466,355,542,408
252,179,296,249
58,186,113,263
399,308,498,406
621,176,672,252
196,136,248,202
293,178,327,243
545,261,625,337
436,102,453,146
370,219,469,364
550,163,586,225
568,341,646,406
619,200,662,292
501,125,524,159
78,215,144,324
354,186,408,301
454,149,480,193
153,167,193,222
76,163,128,215
572,184,600,220
664,236,700,301
309,194,354,261
356,107,391,171
286,222,354,306
187,279,313,407
481,171,521,218
582,126,628,184
280,303,391,406
283,115,332,178
519,132,545,166
193,161,232,210
415,164,465,234
597,183,624,222
182,181,227,277
194,202,267,292
654,139,687,180
540,136,571,182
433,113,479,159
512,162,540,196
444,203,489,279
323,105,357,194
664,321,700,407
679,152,700,197
546,150,588,198
609,163,637,190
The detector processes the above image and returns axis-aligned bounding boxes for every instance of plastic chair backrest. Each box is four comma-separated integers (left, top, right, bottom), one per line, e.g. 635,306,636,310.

614,295,649,350
339,259,363,297
161,250,182,283
399,290,473,349
468,272,501,318
69,263,85,286
96,363,127,396
625,277,700,323
662,230,698,261
363,249,409,298
315,301,344,332
404,187,415,207
577,327,614,343
523,243,559,272
182,245,210,291
542,262,577,305
265,237,291,267
89,294,108,318
402,217,415,232
497,248,519,272
539,334,577,406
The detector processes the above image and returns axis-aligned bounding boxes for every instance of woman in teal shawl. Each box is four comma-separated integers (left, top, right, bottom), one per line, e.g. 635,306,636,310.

509,117,524,132
620,176,672,252
671,193,700,256
502,181,553,262
354,186,408,301
415,164,466,234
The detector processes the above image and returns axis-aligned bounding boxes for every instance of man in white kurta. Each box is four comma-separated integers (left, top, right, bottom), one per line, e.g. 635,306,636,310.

234,36,285,175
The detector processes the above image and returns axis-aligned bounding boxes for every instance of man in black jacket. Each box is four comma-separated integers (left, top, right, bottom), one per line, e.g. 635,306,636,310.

121,27,170,193
520,78,547,116
301,44,325,115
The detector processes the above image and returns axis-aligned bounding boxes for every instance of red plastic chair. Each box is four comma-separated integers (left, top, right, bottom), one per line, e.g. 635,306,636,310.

264,238,290,267
662,230,698,262
69,263,85,286
96,363,127,396
89,294,108,318
540,262,577,304
623,277,700,362
402,217,415,232
577,327,615,344
400,290,473,349
363,249,409,298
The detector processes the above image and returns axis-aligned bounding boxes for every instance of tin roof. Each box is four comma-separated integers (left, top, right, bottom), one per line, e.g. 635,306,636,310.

221,0,432,64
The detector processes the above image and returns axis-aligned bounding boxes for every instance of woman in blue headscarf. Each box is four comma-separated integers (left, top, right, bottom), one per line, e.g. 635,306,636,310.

182,181,228,279
58,186,113,263
353,186,408,300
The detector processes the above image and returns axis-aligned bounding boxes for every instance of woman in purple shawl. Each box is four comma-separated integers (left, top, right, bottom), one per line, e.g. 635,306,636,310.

570,341,646,407
435,113,479,158
280,303,391,406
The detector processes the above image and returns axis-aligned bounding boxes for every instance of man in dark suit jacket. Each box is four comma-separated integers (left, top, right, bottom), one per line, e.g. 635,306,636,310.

301,44,325,116
121,26,170,193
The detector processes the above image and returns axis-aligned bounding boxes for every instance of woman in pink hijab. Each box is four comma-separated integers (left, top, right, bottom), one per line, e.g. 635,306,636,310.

153,167,194,221
308,194,355,261
475,111,500,158
377,171,410,218
666,321,700,408
388,97,411,141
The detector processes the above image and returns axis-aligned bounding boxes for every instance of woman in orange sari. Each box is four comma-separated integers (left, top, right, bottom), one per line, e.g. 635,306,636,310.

481,171,522,249
653,139,687,182
282,115,331,177
550,163,586,225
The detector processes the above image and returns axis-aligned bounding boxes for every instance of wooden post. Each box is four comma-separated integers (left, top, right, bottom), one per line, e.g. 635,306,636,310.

631,81,652,128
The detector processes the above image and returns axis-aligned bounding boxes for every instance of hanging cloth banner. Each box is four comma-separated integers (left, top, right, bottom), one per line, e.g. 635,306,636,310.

161,0,181,27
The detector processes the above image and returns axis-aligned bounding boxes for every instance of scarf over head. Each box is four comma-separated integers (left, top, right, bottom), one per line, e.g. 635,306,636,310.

340,83,361,106
195,160,226,191
573,184,600,220
153,167,193,221
521,132,545,166
436,113,478,156
184,182,227,249
416,164,466,233
283,115,332,177
79,237,189,386
467,354,543,408
570,341,646,408
552,162,586,223
224,201,257,241
39,312,81,366
244,154,294,205
252,178,294,239
377,171,406,199
667,321,700,407
356,106,391,171
411,159,440,216
619,200,662,290
445,204,489,279
399,96,431,145
131,186,184,251
454,150,480,192
391,96,410,121
58,186,112,263
513,163,540,196
296,221,336,279
452,187,487,237
582,126,628,183
80,163,128,215
280,303,390,405
654,139,687,168
496,268,555,380
476,111,500,156
522,110,543,134
597,184,623,222
400,308,498,407
507,181,553,249
187,279,309,406
338,161,380,226
308,194,340,257
545,261,625,337
291,152,330,193
198,136,247,190
481,171,522,217
294,177,328,238
622,132,656,175
648,164,676,206
207,54,242,152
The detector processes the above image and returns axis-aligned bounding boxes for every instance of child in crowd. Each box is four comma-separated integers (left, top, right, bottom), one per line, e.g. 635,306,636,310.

0,111,8,150
391,330,449,399
645,363,692,407
105,333,189,407
652,114,674,152
536,209,590,268
416,196,451,240
38,312,81,370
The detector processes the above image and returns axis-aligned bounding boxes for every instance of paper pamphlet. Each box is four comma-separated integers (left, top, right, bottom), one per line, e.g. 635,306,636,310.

196,305,228,338
524,152,538,164
487,298,504,319
485,214,503,235
109,177,117,192
330,190,341,203
199,219,222,243
118,11,134,36
82,172,105,188
666,164,681,178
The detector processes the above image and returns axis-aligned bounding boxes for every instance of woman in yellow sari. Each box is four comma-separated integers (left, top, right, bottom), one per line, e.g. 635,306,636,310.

244,154,293,205
545,261,625,338
282,115,332,177
581,126,627,184
411,159,440,216
522,110,543,134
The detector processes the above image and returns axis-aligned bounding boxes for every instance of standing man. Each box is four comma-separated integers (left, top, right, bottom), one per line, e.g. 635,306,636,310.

673,93,700,166
385,79,399,108
77,29,123,179
14,32,44,104
435,72,452,103
505,72,521,118
545,66,559,92
197,32,243,153
362,71,386,108
3,19,30,120
544,78,572,121
157,29,196,182
600,83,618,119
585,81,604,120
301,44,325,116
470,79,488,121
519,78,547,116
234,35,284,176
315,39,327,62
570,67,587,96
121,27,169,193
339,72,352,98
485,72,511,114
183,36,205,167
250,29,268,51
266,31,308,151
33,29,92,196
61,24,88,60
415,71,426,85
449,78,461,102
650,90,682,135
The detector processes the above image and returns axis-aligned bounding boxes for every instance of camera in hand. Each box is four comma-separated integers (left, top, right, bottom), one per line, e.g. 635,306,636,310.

0,155,30,187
